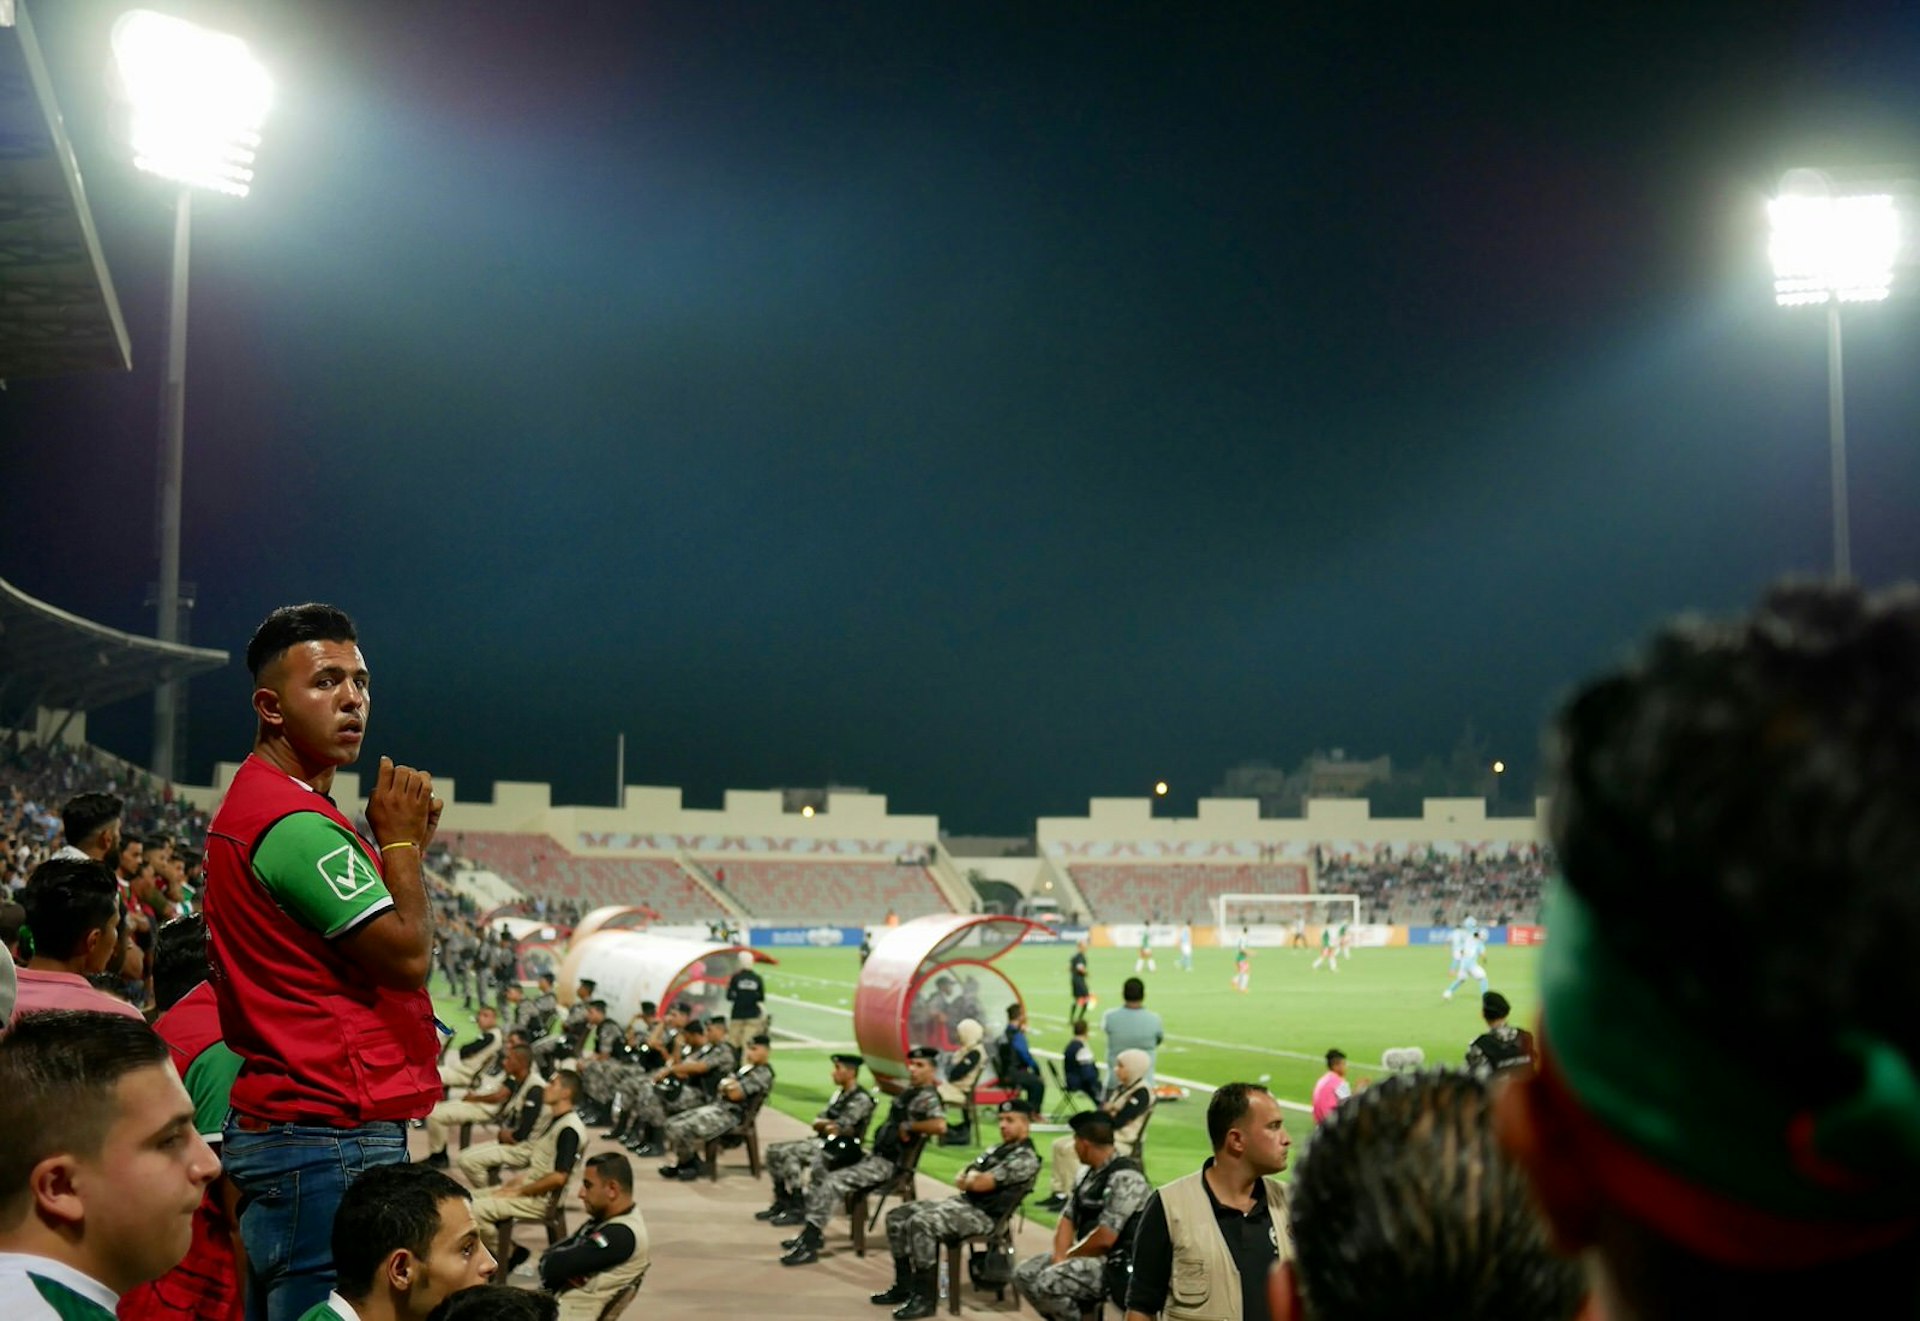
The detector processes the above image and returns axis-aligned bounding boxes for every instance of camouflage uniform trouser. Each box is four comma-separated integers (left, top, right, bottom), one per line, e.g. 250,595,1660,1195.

581,1058,631,1106
620,1079,701,1130
885,1198,995,1269
1014,1253,1107,1321
805,1154,896,1229
665,1102,742,1160
766,1137,827,1195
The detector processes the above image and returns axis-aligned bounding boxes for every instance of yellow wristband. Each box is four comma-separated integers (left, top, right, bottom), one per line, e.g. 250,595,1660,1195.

379,840,417,853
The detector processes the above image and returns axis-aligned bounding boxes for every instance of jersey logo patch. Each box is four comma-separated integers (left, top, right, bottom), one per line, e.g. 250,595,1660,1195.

317,843,379,901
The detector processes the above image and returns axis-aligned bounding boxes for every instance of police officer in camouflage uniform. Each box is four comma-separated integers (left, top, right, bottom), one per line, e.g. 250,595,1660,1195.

759,1052,874,1222
871,1098,1042,1319
515,972,559,1040
1014,1110,1151,1321
604,1000,683,1144
625,1017,737,1156
780,1046,948,1266
658,1033,776,1179
531,977,597,1074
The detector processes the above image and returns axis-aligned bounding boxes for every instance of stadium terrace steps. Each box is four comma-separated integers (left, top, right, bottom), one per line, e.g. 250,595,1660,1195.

453,832,724,921
699,858,955,925
1068,862,1309,923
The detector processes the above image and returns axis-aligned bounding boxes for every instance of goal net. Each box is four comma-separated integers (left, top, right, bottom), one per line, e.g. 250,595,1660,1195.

1214,892,1360,935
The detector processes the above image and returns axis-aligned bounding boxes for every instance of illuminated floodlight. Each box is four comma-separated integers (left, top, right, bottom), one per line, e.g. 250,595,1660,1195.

112,10,273,197
1153,780,1169,796
1769,187,1900,307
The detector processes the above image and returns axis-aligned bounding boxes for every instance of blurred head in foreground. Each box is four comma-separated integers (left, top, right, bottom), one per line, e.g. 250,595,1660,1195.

1500,581,1920,1318
1278,1069,1585,1320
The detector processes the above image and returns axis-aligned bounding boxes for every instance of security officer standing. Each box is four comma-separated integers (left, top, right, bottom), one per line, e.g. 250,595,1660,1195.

658,1034,775,1179
780,1046,948,1266
725,953,768,1048
761,1052,876,1223
1015,1111,1151,1321
872,1098,1043,1318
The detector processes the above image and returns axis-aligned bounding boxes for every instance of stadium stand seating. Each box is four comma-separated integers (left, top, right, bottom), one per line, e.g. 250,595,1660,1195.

699,858,951,926
453,833,722,922
1066,863,1309,924
1318,847,1552,926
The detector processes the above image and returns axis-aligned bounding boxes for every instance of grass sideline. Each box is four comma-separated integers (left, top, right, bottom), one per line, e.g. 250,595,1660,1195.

435,941,1539,1228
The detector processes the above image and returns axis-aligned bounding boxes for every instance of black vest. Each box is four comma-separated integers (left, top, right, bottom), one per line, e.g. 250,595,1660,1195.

1073,1156,1143,1303
873,1085,933,1162
964,1138,1037,1220
824,1085,875,1142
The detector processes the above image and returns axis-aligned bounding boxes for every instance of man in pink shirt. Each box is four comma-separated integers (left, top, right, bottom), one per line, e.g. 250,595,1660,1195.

1311,1049,1352,1124
11,858,145,1024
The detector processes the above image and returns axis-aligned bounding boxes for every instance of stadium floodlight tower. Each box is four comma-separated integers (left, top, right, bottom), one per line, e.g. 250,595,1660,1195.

1768,170,1902,583
111,9,273,780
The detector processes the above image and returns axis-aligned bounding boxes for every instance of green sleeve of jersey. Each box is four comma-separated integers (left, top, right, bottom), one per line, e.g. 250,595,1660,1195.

183,1040,245,1137
251,812,394,938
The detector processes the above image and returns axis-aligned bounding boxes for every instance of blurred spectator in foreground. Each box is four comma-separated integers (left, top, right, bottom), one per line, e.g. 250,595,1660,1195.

1502,582,1920,1319
0,1011,221,1318
1278,1069,1586,1320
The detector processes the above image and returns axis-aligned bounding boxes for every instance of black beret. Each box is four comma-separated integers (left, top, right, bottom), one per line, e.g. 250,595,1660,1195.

750,1034,772,1046
831,1053,865,1068
907,1046,939,1062
672,1000,693,1013
997,1098,1036,1116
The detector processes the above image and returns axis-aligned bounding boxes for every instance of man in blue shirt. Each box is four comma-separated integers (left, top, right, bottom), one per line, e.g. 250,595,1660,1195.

996,1003,1045,1111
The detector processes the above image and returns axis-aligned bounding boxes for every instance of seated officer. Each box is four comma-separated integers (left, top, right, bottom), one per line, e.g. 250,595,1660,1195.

538,1153,649,1320
438,1043,544,1176
658,1034,775,1180
0,1011,221,1319
299,1163,497,1320
1016,1111,1153,1321
467,1071,587,1264
871,1098,1041,1319
1039,1049,1153,1212
440,1006,505,1090
781,1046,948,1266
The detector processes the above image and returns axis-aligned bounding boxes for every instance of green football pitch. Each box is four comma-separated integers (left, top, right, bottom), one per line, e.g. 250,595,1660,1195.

436,941,1539,1224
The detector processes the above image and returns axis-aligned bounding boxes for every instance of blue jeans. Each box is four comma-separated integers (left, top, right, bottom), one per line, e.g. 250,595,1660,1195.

221,1119,408,1321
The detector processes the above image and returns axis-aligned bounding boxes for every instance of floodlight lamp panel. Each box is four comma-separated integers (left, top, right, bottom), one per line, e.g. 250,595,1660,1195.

1769,192,1900,306
112,10,273,196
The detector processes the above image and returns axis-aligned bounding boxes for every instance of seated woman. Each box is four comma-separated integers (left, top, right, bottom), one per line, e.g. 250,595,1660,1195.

935,1018,987,1144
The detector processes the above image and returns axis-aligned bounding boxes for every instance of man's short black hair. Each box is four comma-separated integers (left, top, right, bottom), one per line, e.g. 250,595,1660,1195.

246,603,358,679
1207,1081,1271,1151
1005,1002,1023,1022
426,1285,559,1321
1069,1111,1117,1145
1481,991,1511,1022
19,857,119,961
1122,977,1146,1002
0,1012,171,1217
586,1150,632,1191
332,1162,471,1301
153,914,211,1013
1551,582,1920,1080
1290,1071,1585,1320
550,1069,581,1098
1326,1049,1347,1067
144,833,174,854
60,792,123,849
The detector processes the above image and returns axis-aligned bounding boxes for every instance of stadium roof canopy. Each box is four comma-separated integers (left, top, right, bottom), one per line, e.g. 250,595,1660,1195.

0,0,132,384
0,574,226,725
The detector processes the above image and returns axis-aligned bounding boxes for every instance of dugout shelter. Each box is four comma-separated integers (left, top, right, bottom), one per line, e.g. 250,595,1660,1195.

854,912,1042,1092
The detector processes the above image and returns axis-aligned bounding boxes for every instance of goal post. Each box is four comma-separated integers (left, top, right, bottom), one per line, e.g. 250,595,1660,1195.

1214,892,1360,936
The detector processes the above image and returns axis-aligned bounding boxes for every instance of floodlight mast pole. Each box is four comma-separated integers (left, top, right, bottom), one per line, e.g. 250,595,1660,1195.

152,187,191,781
1826,302,1850,582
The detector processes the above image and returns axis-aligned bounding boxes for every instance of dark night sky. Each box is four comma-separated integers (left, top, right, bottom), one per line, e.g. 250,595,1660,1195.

4,2,1919,833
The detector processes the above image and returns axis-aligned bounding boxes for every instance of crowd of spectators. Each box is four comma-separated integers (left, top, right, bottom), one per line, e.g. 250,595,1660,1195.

1317,843,1552,926
1,738,209,897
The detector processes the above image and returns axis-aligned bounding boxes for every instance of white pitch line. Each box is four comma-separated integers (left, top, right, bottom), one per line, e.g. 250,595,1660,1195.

768,980,1392,1076
764,994,1312,1115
